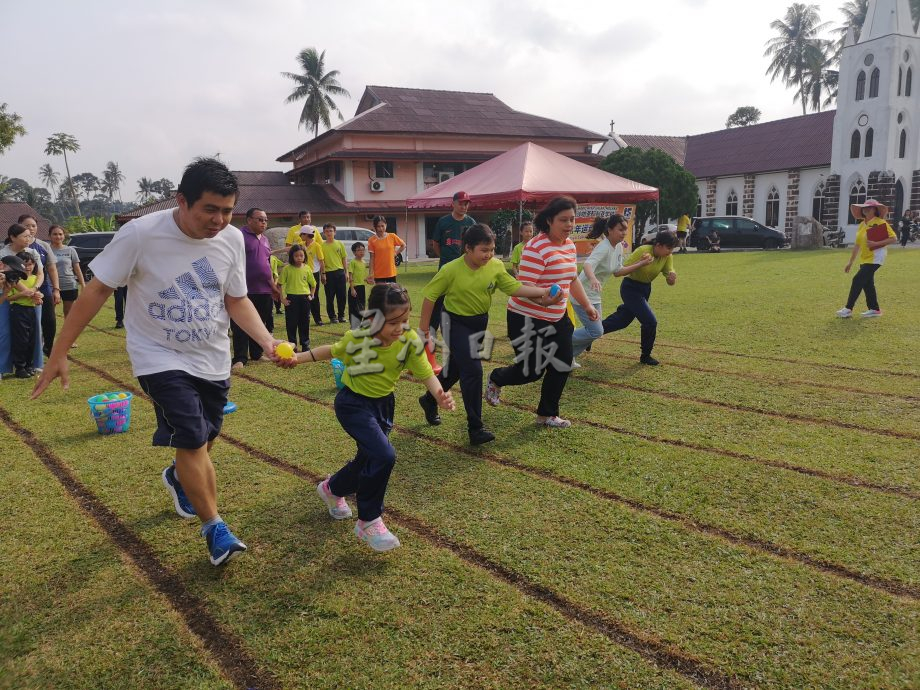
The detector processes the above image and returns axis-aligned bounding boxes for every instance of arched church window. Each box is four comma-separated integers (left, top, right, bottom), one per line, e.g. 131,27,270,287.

696,196,702,219
865,128,874,157
898,67,903,96
850,130,861,158
847,181,867,223
907,68,913,97
856,71,866,100
765,188,780,228
812,182,827,221
725,190,738,215
869,68,881,97
899,129,907,158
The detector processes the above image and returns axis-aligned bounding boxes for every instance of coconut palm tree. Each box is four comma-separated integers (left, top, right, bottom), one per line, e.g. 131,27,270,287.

103,161,125,202
136,177,157,203
800,42,838,112
764,4,830,115
44,132,82,217
282,47,351,138
39,163,59,196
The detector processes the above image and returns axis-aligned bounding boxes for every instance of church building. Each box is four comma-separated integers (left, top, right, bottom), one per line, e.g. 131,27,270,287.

602,0,919,242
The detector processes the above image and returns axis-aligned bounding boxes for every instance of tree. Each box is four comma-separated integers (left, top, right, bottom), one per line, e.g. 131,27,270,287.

801,43,838,111
39,163,59,196
101,161,124,202
154,177,175,200
725,106,762,128
764,4,830,115
136,177,156,203
44,132,82,217
72,172,100,200
282,48,351,138
599,148,698,245
4,177,33,202
0,103,27,154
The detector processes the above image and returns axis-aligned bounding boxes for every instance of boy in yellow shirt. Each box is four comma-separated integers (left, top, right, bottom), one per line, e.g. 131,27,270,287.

347,243,368,327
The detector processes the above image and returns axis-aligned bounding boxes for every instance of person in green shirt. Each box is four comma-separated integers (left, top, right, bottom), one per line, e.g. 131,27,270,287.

277,245,317,352
321,223,348,323
347,243,368,327
509,220,534,276
270,254,284,314
292,283,454,552
600,231,679,365
416,223,561,446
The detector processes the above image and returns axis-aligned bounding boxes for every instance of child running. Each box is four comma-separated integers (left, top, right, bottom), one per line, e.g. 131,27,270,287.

571,215,653,365
599,231,678,365
509,221,534,276
278,244,317,352
417,223,561,445
347,242,368,327
295,283,454,551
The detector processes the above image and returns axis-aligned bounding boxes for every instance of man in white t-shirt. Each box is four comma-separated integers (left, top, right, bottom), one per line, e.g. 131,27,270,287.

33,158,291,566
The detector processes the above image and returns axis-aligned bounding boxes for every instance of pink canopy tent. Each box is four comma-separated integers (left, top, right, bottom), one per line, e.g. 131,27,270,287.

405,141,659,210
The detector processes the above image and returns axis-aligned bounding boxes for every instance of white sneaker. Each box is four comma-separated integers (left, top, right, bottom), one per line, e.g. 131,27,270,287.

570,360,581,370
535,415,572,429
316,479,353,520
861,309,882,318
354,517,401,552
836,308,853,318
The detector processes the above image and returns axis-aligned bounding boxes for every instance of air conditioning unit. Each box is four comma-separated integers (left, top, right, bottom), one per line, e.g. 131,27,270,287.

370,179,386,193
438,172,454,183
364,214,376,221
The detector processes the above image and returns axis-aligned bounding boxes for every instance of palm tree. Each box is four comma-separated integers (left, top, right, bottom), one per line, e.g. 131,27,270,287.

764,4,830,115
101,161,125,203
800,42,838,112
44,132,82,217
39,163,59,196
282,48,351,138
136,177,156,203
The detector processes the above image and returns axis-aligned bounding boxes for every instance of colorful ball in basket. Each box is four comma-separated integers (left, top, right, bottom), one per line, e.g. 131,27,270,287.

87,391,133,435
331,358,346,390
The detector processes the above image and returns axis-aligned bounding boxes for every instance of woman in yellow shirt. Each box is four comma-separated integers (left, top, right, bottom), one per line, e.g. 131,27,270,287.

837,199,898,318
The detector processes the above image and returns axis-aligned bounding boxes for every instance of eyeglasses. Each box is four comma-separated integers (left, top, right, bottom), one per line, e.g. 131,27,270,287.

252,218,268,223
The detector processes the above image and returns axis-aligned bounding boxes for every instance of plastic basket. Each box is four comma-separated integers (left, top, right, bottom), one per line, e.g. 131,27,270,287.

87,392,133,435
331,358,346,390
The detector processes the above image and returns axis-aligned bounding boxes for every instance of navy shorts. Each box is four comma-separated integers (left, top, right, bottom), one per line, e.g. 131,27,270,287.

137,370,230,449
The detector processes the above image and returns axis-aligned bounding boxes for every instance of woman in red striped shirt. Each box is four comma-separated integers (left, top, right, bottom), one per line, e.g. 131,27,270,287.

486,196,599,428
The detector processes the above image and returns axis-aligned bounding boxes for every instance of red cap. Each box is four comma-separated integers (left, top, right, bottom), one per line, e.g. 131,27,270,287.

453,191,471,202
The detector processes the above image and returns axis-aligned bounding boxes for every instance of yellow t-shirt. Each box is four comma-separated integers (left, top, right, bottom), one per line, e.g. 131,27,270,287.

290,240,324,272
623,245,674,283
279,263,316,296
348,258,367,285
422,257,521,316
285,224,319,246
269,255,283,282
10,275,38,307
331,328,433,398
322,240,347,271
677,215,691,232
855,218,897,264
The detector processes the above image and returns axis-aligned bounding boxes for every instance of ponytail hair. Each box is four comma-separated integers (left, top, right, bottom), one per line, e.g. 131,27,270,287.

586,214,626,240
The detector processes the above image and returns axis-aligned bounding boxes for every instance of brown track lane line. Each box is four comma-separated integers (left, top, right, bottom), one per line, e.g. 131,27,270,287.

68,358,742,690
0,403,279,690
224,368,919,603
601,337,920,381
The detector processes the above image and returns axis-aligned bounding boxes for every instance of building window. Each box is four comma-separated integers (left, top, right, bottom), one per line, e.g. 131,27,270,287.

696,196,702,218
848,181,867,223
907,67,913,97
865,128,874,157
869,68,880,97
374,161,394,179
765,188,780,228
899,67,903,96
812,182,826,221
850,129,861,158
725,190,738,215
899,129,908,158
856,71,866,100
334,161,342,183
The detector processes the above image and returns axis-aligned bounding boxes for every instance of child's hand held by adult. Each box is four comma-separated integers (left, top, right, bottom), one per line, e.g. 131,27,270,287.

435,388,455,411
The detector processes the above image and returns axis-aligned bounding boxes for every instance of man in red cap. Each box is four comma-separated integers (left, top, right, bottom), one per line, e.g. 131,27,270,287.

428,191,476,332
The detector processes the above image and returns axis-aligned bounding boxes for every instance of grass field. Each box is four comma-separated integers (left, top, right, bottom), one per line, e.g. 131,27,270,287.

2,247,918,689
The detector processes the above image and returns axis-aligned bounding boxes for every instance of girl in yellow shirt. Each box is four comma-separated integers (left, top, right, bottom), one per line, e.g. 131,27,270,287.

278,245,317,351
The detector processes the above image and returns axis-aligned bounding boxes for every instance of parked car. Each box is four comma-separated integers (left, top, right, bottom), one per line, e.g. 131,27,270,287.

691,217,787,250
67,231,117,279
639,223,677,244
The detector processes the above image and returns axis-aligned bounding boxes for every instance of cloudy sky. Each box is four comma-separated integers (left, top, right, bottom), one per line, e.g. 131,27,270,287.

4,0,858,199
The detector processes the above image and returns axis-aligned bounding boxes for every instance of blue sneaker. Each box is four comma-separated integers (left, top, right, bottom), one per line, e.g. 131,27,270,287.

162,462,196,519
203,522,247,566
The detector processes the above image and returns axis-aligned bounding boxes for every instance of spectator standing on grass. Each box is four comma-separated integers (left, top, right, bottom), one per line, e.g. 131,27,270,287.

429,191,475,332
899,209,912,247
49,225,85,322
297,226,327,325
599,231,679,366
277,244,316,352
1,225,44,374
284,210,312,248
321,223,348,323
0,254,26,375
34,158,290,567
509,220,534,277
367,215,405,285
19,214,59,361
836,199,898,319
347,243,368,327
486,196,599,429
8,252,42,378
231,208,279,370
676,212,691,253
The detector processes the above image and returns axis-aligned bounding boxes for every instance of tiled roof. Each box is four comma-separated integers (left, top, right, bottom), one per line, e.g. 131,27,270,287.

618,135,688,166
684,111,835,179
278,86,605,161
233,171,290,186
0,202,52,240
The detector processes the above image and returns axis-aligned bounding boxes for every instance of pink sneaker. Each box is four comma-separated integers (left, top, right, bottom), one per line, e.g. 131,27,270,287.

485,379,502,407
354,517,401,552
316,479,352,520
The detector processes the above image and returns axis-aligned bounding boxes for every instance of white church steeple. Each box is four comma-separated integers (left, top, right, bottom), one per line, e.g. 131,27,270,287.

859,0,916,42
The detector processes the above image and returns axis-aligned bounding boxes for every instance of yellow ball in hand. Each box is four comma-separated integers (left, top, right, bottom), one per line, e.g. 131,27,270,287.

275,342,295,360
